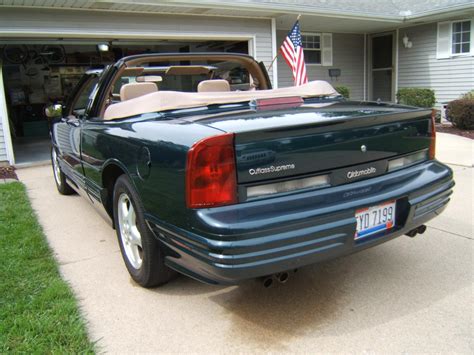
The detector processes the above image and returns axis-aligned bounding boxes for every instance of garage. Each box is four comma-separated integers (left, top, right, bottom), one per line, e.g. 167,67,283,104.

1,39,249,164
0,6,274,166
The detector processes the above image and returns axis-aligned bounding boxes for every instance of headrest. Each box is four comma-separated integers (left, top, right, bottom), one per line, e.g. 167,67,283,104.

197,79,230,93
120,82,158,101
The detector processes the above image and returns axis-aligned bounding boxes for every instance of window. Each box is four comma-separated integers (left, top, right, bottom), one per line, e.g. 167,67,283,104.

437,19,473,59
72,76,99,117
302,34,321,64
452,20,471,54
112,60,251,96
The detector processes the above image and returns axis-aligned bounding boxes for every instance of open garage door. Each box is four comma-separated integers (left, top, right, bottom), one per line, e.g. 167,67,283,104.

0,39,248,165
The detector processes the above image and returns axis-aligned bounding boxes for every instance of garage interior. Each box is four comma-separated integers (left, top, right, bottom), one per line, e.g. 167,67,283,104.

1,39,248,165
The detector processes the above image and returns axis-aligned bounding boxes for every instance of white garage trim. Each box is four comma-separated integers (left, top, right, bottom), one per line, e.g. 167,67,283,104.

0,63,15,165
248,36,257,59
271,18,278,88
0,29,256,42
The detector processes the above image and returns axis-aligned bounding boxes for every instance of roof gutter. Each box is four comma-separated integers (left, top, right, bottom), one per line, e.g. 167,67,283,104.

403,3,474,21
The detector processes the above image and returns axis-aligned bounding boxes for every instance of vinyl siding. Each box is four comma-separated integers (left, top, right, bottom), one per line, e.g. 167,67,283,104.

277,31,365,100
0,120,6,162
398,22,474,105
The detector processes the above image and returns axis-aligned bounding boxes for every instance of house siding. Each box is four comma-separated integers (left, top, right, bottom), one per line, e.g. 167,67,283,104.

0,65,9,163
0,120,6,163
398,22,474,105
277,31,365,100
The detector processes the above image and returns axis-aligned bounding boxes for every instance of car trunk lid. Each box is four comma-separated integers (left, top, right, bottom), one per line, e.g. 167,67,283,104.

195,101,433,184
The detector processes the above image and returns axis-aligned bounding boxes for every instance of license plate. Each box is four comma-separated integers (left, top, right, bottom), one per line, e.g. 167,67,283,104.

355,201,396,240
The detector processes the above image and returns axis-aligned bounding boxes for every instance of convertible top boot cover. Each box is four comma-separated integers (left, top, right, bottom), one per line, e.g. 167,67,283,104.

104,80,338,120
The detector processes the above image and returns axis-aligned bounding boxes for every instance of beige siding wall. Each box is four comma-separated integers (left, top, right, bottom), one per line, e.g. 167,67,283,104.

277,31,365,100
0,120,6,163
398,22,474,105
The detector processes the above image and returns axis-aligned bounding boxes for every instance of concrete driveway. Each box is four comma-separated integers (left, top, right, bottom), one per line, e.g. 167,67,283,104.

17,133,473,353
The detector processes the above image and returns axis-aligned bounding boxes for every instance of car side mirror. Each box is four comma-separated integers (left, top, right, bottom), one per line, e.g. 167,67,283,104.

44,104,63,118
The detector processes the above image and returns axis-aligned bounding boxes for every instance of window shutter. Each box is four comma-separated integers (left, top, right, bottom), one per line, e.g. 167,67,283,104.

437,21,451,59
321,33,333,66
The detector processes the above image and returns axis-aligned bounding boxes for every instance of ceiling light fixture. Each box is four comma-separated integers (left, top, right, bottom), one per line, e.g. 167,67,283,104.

97,43,110,52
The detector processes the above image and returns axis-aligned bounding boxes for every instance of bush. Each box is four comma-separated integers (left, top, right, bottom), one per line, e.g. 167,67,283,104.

335,86,350,99
396,88,436,108
461,90,474,100
446,99,474,130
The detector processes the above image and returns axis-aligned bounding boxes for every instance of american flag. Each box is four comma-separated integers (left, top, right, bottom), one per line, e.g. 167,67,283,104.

280,20,308,86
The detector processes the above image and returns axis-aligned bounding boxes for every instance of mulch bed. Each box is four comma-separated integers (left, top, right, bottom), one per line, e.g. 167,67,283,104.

0,166,18,180
436,124,474,140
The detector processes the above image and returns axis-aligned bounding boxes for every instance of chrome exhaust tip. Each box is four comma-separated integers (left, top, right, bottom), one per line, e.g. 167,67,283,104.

275,272,289,284
406,225,427,238
417,225,427,234
262,276,274,288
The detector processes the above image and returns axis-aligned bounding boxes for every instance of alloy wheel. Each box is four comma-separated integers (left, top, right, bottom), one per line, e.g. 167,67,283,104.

117,193,143,269
52,148,62,187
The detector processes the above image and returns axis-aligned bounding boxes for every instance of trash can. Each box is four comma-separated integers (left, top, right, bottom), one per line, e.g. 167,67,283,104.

440,102,450,124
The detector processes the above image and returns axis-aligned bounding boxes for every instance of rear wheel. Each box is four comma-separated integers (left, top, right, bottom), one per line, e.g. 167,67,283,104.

113,175,174,287
51,147,75,195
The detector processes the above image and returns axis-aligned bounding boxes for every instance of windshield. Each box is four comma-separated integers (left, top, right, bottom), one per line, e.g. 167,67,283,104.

112,60,253,96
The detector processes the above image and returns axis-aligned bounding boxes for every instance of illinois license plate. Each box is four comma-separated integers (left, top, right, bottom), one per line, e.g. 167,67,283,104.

355,201,396,240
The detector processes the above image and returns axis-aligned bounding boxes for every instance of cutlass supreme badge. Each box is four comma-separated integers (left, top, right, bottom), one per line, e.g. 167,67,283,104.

249,164,296,175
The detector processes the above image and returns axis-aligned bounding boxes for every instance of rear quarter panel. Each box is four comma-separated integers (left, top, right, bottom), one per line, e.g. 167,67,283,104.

80,116,221,226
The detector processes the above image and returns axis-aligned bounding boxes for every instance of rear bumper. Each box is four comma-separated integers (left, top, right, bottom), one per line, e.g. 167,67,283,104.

146,160,454,285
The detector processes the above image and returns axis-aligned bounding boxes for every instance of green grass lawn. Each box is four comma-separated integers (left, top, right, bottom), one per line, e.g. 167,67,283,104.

0,182,95,353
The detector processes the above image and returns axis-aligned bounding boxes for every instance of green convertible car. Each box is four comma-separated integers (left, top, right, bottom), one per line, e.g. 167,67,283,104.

49,53,454,288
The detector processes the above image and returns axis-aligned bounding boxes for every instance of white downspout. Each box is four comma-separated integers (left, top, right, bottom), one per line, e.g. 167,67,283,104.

394,28,399,102
271,18,278,88
0,61,15,165
363,33,367,101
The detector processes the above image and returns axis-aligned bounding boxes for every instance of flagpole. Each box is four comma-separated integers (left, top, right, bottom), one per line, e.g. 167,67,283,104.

267,14,301,71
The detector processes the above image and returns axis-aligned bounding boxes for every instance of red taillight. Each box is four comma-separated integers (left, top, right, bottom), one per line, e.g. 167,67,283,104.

429,110,436,159
186,133,238,208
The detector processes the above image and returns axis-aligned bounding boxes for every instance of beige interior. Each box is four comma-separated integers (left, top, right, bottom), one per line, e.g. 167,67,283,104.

99,54,273,117
104,80,338,120
119,82,158,101
124,54,268,89
197,79,231,93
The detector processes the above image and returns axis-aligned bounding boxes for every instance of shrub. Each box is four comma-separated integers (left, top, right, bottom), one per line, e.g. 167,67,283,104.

396,88,436,108
335,86,350,99
433,109,441,123
461,90,474,100
446,99,474,130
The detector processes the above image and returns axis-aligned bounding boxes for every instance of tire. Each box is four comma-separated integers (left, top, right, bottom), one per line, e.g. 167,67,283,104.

113,174,174,287
51,147,75,195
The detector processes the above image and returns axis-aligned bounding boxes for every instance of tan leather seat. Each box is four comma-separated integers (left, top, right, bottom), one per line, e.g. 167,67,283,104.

120,82,158,101
197,79,230,93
